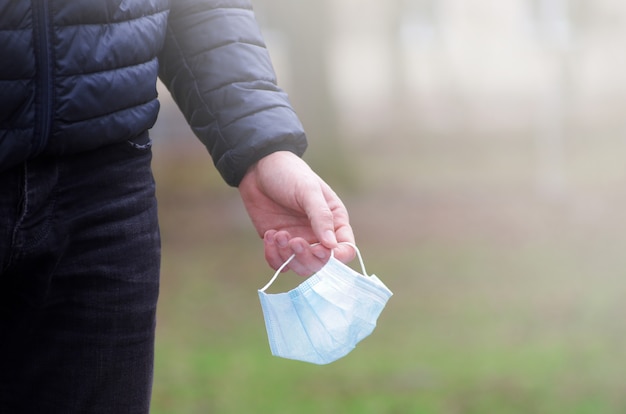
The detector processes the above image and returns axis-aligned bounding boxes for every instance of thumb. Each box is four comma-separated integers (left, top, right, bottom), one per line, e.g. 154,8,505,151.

300,183,338,249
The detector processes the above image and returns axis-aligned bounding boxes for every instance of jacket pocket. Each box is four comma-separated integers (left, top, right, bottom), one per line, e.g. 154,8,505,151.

125,131,153,153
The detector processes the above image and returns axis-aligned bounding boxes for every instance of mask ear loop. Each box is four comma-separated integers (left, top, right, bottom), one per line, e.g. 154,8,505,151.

259,242,368,292
334,242,368,277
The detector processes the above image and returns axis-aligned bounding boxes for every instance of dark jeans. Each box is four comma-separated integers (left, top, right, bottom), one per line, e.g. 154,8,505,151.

0,134,161,413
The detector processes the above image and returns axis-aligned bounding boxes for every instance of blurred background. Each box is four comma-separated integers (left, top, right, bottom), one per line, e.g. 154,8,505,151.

150,0,626,412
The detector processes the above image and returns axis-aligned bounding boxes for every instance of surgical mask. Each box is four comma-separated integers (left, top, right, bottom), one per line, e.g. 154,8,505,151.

258,243,392,365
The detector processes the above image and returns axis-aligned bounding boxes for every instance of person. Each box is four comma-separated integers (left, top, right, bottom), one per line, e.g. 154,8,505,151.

0,0,355,412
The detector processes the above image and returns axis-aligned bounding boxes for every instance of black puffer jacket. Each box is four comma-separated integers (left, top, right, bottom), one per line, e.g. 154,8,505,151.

0,0,307,186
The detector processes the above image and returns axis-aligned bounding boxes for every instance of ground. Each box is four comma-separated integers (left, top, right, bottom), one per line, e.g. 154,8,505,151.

149,130,626,413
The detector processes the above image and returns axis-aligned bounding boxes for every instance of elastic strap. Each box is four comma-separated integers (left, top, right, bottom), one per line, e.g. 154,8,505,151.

259,242,368,292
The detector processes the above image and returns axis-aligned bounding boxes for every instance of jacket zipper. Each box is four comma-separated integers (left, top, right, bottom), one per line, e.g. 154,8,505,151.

32,0,53,155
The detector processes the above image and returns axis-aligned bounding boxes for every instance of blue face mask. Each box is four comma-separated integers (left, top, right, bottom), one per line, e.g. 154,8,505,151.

258,243,392,365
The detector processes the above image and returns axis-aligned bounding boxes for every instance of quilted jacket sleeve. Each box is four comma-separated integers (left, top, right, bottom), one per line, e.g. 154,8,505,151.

158,0,307,186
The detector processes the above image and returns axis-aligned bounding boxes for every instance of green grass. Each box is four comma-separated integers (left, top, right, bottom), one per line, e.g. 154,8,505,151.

150,134,626,413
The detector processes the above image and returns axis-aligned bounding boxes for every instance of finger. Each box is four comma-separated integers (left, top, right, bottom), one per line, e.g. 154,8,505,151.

300,183,338,249
332,203,355,245
332,243,357,264
274,230,296,264
265,232,328,276
287,238,328,276
310,244,331,262
264,230,303,272
263,229,286,271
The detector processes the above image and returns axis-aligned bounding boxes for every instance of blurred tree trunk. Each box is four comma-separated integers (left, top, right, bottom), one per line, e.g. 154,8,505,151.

533,0,573,197
389,0,409,115
257,0,354,189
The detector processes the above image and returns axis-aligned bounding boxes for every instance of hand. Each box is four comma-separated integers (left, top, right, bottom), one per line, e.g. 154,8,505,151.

238,151,355,276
